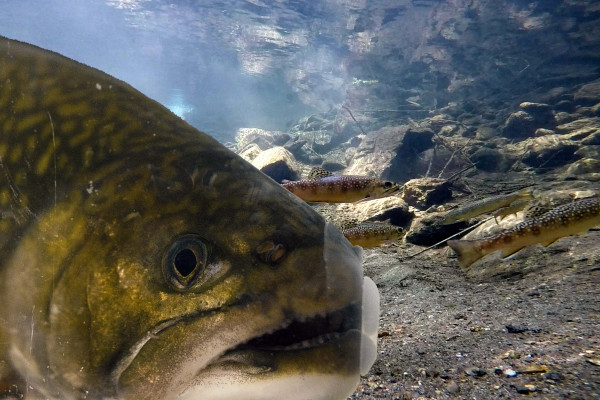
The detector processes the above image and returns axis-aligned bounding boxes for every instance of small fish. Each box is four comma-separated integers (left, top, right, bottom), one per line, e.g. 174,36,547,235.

493,198,531,222
282,175,400,203
441,188,533,224
448,197,600,269
307,166,334,180
0,36,379,400
342,223,404,248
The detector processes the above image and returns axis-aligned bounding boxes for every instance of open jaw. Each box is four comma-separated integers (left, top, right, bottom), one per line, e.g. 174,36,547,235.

220,274,380,373
182,276,380,400
233,304,361,353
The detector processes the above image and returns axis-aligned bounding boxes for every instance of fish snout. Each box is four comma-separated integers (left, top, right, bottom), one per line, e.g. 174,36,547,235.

323,222,379,375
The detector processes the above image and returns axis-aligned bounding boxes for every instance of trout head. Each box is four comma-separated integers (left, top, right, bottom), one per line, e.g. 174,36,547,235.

362,179,401,202
3,149,378,400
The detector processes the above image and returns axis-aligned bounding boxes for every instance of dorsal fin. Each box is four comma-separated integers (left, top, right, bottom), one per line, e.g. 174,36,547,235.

308,166,334,181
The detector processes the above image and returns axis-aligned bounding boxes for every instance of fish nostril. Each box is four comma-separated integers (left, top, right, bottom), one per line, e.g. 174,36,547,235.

256,240,287,265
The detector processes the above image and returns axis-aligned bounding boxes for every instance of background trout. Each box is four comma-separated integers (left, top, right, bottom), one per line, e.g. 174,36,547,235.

282,175,400,203
0,36,379,400
342,223,404,248
448,197,600,269
441,188,533,224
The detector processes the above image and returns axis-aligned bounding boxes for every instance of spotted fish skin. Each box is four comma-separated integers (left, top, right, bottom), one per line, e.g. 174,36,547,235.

0,36,373,400
342,224,404,248
282,175,400,203
307,166,334,180
448,197,600,269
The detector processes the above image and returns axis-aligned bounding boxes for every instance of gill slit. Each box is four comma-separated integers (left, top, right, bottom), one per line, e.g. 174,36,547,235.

108,317,184,390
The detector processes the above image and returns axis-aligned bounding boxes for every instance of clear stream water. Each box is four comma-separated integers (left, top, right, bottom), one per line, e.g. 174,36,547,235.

0,0,365,141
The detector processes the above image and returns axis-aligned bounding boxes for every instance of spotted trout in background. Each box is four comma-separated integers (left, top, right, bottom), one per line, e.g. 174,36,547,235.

342,223,404,249
0,36,380,400
448,196,600,269
282,171,400,203
440,188,533,225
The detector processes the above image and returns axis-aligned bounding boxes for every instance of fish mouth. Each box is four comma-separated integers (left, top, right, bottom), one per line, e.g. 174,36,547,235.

204,274,380,378
229,303,360,353
200,223,380,379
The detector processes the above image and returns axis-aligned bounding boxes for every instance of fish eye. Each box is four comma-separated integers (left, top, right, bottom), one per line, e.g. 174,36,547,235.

384,181,393,188
163,235,207,290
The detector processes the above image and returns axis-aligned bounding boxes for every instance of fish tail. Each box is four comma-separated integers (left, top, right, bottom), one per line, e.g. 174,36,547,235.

447,239,484,270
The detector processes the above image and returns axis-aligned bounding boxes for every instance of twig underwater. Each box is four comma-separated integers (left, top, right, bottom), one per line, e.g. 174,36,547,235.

399,217,492,262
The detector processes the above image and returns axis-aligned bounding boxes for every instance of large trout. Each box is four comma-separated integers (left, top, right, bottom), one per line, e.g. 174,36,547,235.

0,36,379,400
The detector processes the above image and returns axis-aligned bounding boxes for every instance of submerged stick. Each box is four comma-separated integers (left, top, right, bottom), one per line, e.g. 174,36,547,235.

399,217,492,261
342,105,368,136
445,164,476,183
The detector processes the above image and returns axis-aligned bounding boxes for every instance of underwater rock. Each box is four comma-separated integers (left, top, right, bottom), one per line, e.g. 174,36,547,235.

317,147,349,172
555,117,600,136
235,128,289,151
439,124,460,137
405,213,468,247
400,178,452,209
502,103,556,140
470,147,509,173
336,196,412,227
519,102,555,128
502,111,537,139
344,125,411,177
291,112,335,133
344,147,357,165
428,114,457,132
346,126,434,182
283,136,308,155
238,143,262,162
288,110,362,156
574,79,600,106
562,158,600,181
251,146,300,183
554,111,578,125
475,126,497,140
574,105,598,118
575,145,600,159
320,158,347,173
582,130,600,146
294,129,337,154
534,128,555,136
554,100,575,113
511,135,580,170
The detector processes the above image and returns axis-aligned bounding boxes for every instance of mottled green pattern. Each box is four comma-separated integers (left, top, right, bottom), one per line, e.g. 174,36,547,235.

0,36,228,252
0,36,364,400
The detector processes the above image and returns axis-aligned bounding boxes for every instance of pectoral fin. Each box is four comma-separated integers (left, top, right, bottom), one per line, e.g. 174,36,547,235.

542,238,559,247
500,245,527,259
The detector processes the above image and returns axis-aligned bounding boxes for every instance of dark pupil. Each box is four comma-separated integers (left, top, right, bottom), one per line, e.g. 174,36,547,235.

174,248,197,277
384,182,392,188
